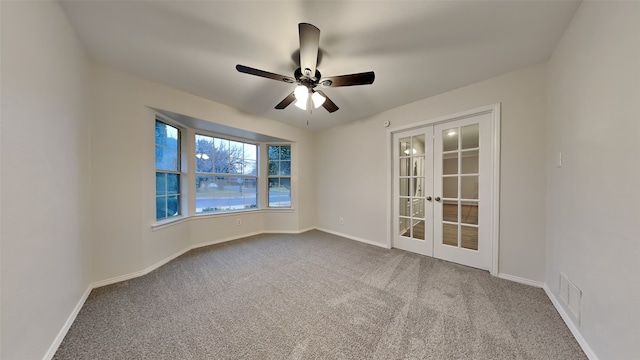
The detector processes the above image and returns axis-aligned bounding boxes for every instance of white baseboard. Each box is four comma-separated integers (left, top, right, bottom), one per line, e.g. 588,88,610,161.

42,285,92,360
45,228,323,359
314,227,391,249
497,273,544,288
191,231,263,250
543,284,599,360
262,226,316,234
91,228,316,289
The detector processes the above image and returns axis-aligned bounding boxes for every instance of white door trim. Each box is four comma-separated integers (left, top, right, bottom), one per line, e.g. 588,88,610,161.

386,103,501,275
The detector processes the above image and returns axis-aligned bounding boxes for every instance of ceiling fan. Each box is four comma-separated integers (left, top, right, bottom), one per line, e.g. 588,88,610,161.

236,23,375,113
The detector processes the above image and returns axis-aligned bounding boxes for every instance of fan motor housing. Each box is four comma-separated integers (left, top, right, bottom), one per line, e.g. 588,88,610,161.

295,67,321,87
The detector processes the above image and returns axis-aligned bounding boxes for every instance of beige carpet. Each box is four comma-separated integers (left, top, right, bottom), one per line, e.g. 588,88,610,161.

53,230,586,359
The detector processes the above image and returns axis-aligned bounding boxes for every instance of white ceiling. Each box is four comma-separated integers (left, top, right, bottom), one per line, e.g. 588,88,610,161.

60,0,580,131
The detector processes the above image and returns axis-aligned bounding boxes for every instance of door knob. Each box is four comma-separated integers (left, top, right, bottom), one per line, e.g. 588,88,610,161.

426,196,432,201
435,197,441,202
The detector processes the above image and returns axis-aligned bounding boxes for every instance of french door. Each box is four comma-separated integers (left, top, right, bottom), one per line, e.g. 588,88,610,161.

392,112,494,271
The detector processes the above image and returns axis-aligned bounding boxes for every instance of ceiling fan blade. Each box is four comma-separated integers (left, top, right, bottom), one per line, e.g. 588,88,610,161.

315,90,339,113
275,91,296,110
298,23,320,79
236,64,295,83
320,71,375,87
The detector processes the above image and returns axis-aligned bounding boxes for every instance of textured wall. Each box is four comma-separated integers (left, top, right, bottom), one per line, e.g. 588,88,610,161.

315,64,548,283
1,2,92,359
546,2,640,359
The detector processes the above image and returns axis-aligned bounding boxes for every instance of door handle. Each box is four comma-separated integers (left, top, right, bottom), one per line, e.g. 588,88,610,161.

435,197,441,202
426,196,432,201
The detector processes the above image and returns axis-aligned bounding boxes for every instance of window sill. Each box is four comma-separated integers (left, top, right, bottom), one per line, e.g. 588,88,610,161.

152,216,190,231
151,208,294,231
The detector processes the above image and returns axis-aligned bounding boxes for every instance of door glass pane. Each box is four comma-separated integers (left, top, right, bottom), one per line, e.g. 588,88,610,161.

413,157,424,177
399,198,410,217
461,176,478,199
443,153,458,175
461,150,479,174
443,223,458,247
443,176,458,198
400,178,410,197
413,135,426,155
443,200,458,222
412,219,425,240
399,137,411,155
400,158,410,177
412,199,425,219
461,201,478,225
461,226,478,250
414,177,425,197
443,128,458,151
399,217,410,236
461,124,479,149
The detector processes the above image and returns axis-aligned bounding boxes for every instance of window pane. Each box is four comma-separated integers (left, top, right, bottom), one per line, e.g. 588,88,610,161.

195,135,214,173
156,172,166,195
195,176,214,213
165,128,178,149
269,177,291,207
155,122,167,146
167,195,180,217
156,196,167,220
279,177,290,190
241,178,258,209
214,138,229,153
230,141,243,160
279,161,291,175
157,146,178,171
155,145,164,169
166,174,180,195
280,146,291,160
214,138,229,173
244,143,257,160
268,161,278,175
196,176,256,213
268,145,280,160
243,160,257,175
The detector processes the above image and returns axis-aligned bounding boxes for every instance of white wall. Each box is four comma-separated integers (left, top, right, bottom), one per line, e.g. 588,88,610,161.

546,2,640,359
316,64,548,282
0,2,92,359
90,64,316,283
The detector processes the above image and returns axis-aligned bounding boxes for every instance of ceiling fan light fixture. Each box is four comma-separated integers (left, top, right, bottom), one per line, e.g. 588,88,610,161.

294,85,309,102
294,98,307,110
311,91,326,108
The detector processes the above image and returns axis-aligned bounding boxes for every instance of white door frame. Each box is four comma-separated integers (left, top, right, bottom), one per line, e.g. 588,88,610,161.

386,104,501,275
